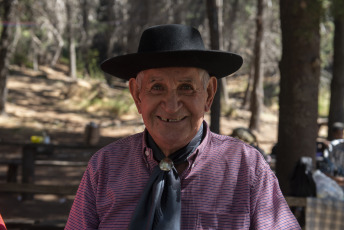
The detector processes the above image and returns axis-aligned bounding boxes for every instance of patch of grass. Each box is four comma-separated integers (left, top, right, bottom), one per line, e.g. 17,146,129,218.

318,87,330,117
86,95,135,117
222,105,237,118
78,88,136,118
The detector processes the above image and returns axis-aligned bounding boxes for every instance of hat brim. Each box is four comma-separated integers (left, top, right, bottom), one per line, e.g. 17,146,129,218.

100,50,243,80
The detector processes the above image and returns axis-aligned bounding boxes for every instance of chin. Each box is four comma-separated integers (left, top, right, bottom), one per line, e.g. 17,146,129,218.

166,135,192,146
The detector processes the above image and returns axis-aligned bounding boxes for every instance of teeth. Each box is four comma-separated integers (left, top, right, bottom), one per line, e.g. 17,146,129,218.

159,117,182,122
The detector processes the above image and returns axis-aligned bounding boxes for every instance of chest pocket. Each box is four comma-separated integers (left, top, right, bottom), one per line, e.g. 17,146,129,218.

196,211,249,230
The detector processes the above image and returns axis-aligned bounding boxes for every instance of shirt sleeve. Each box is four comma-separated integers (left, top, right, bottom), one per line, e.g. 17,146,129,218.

65,164,100,230
0,214,7,230
249,153,301,229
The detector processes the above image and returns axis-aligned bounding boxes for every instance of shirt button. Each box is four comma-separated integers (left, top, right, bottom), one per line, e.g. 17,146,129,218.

145,151,150,156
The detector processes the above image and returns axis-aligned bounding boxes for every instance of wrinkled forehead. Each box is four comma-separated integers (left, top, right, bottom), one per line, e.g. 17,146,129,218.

136,67,206,83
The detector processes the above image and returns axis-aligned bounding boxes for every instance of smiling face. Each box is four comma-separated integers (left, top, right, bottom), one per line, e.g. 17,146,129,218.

129,67,217,156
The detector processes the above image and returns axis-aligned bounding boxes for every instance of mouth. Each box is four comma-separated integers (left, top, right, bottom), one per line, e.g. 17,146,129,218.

157,116,186,122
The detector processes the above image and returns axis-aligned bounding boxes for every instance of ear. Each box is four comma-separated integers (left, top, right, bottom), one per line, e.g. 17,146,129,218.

129,78,142,114
204,76,217,112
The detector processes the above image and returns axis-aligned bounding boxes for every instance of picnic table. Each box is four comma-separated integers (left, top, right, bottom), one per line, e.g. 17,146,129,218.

0,141,105,200
286,196,344,230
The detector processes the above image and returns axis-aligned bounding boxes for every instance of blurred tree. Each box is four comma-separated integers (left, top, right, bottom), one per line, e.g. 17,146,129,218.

0,0,15,115
40,0,67,67
66,0,77,79
277,0,322,195
221,0,239,106
327,0,344,140
79,0,92,77
249,0,265,131
126,0,149,54
206,0,222,134
96,0,120,86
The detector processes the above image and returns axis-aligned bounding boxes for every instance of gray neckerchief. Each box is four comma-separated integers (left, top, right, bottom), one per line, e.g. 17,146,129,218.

129,123,204,230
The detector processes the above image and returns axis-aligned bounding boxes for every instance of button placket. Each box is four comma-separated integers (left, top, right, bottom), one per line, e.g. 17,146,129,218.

144,148,158,172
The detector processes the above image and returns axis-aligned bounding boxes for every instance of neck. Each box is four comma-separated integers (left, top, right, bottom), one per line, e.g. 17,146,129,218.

147,122,204,162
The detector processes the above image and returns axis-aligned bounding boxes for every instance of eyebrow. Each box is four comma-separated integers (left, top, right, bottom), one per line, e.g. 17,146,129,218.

147,77,163,83
147,77,195,84
178,78,194,83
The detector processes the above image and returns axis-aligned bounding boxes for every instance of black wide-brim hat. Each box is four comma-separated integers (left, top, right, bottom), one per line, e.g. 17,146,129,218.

100,24,243,80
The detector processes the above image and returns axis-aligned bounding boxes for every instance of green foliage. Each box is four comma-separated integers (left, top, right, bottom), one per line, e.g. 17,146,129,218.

320,20,334,69
85,95,135,117
264,80,280,108
76,49,104,79
318,70,331,117
318,85,330,117
332,0,344,17
11,52,33,68
59,56,69,66
10,29,33,68
223,105,237,118
73,84,136,118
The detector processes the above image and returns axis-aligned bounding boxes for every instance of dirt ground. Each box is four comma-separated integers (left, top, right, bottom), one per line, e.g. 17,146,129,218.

0,65,279,226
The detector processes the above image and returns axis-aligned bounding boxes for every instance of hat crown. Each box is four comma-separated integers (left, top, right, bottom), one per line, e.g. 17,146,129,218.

138,24,205,53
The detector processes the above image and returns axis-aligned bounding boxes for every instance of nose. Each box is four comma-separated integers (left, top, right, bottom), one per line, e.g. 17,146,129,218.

161,90,182,113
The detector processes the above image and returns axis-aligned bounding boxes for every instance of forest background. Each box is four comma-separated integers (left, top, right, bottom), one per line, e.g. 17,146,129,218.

0,0,343,195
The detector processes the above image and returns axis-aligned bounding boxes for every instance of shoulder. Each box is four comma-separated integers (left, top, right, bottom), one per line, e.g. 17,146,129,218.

87,132,144,170
203,131,271,175
206,131,262,159
97,132,143,155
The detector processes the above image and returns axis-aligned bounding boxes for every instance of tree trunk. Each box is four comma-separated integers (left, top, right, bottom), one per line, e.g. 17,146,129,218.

249,0,265,131
217,0,230,107
0,0,14,115
278,0,321,195
327,0,344,140
50,35,64,68
66,1,77,80
242,60,254,108
80,0,91,76
206,0,221,134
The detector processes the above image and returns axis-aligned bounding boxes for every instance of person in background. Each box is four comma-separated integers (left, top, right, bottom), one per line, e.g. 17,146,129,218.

65,24,300,229
330,122,344,141
317,122,344,171
317,121,344,151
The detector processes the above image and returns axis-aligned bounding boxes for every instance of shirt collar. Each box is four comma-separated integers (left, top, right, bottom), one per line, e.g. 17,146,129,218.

141,121,210,168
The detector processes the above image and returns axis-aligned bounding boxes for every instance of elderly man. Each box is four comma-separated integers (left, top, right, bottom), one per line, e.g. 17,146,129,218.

66,24,300,229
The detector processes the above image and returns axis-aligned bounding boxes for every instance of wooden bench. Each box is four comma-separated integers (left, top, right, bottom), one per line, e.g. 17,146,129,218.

285,196,307,228
0,183,79,229
4,218,66,230
0,158,21,182
0,182,78,195
0,158,88,183
285,196,307,207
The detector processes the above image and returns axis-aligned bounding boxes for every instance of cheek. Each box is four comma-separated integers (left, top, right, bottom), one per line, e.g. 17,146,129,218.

189,98,208,115
140,100,156,117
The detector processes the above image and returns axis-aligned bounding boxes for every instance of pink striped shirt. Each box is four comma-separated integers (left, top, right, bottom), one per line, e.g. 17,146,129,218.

66,125,300,229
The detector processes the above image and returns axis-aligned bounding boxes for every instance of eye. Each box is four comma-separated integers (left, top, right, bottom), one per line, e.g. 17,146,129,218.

178,84,194,91
150,84,164,93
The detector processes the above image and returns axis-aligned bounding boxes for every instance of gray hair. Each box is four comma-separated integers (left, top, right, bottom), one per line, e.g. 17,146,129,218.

135,68,210,90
